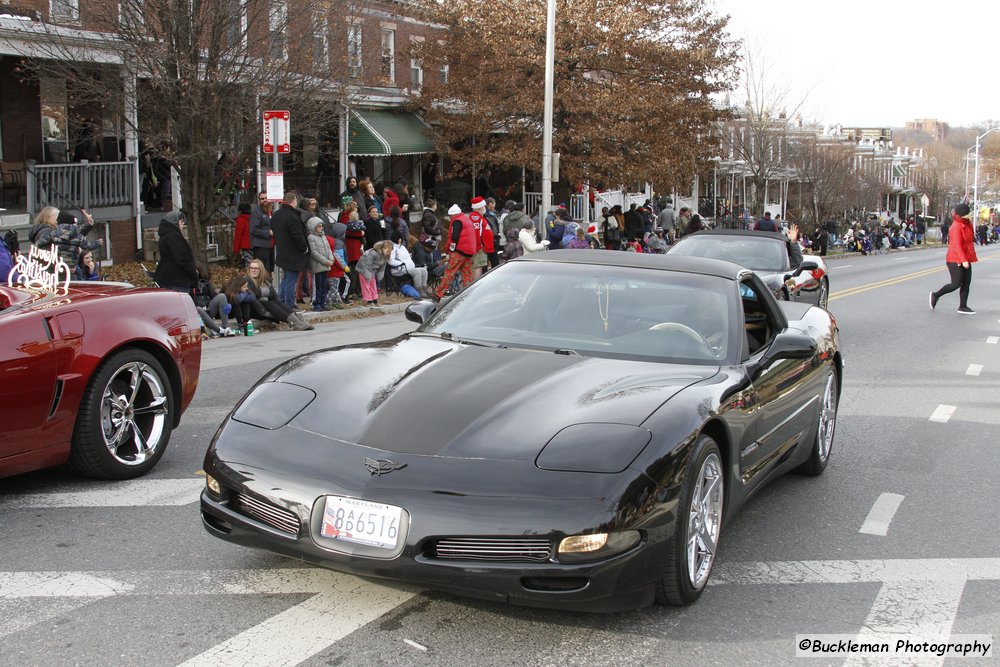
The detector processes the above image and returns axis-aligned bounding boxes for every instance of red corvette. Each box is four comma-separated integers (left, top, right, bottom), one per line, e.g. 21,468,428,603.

0,278,202,479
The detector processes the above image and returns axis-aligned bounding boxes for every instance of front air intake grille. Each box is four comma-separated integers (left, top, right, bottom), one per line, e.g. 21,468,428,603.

233,492,300,536
433,537,553,562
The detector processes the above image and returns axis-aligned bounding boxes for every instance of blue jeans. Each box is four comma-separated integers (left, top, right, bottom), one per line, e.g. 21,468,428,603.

312,272,329,310
279,268,299,310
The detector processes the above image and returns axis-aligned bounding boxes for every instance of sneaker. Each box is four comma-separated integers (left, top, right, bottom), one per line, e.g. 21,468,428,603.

957,306,976,314
929,292,937,310
331,302,346,310
220,327,237,337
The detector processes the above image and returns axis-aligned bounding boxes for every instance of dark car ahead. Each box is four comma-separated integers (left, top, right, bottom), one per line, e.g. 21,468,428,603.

668,229,830,308
201,251,841,611
1,274,201,479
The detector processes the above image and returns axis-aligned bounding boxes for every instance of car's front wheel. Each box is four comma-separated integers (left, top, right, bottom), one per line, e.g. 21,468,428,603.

70,349,173,479
656,435,724,605
797,368,838,476
817,277,830,309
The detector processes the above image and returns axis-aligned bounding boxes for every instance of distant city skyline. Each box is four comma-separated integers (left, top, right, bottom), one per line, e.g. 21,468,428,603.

711,0,998,130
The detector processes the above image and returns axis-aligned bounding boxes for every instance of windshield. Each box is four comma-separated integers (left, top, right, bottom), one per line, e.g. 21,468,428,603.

420,261,736,364
670,235,788,272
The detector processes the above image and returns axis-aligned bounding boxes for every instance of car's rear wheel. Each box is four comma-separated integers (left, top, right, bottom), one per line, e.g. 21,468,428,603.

69,349,173,479
797,368,838,476
817,278,830,309
656,435,724,605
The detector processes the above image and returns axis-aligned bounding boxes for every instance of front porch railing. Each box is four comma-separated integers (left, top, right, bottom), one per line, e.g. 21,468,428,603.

26,159,136,217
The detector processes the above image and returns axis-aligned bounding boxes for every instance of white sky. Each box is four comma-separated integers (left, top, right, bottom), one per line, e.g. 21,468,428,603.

711,0,998,129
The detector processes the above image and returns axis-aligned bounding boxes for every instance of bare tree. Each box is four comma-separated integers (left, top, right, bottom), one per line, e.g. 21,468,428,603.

409,0,739,190
717,44,809,215
10,0,371,259
787,138,855,228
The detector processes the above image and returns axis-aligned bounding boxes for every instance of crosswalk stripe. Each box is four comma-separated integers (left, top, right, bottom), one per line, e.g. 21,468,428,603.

845,580,966,667
178,586,416,667
1,478,204,508
711,558,1000,585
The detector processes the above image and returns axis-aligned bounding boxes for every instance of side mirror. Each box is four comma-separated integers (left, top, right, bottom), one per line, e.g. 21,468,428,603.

405,300,437,324
787,258,820,279
750,331,816,375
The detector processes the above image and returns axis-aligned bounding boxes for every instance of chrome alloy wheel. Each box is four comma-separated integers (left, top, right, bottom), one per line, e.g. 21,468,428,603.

817,278,829,309
816,371,838,462
100,361,169,466
687,452,724,589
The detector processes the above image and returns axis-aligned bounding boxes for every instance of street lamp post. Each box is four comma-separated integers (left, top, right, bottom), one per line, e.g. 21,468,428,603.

540,0,556,228
964,147,975,197
973,126,999,220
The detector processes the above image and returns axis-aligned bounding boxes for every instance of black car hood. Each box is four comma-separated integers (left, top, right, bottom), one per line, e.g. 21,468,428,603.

257,335,717,461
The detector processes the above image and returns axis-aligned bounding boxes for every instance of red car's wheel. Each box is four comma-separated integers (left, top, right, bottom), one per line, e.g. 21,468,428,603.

70,349,173,479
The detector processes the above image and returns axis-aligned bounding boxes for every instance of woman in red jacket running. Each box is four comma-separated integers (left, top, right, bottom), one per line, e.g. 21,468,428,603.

930,202,978,314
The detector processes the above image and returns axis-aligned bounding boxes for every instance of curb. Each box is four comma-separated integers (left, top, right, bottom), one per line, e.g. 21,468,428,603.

299,300,414,324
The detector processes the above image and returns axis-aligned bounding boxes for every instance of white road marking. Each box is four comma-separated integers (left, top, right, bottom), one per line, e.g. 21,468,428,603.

845,580,967,667
838,264,854,269
987,336,999,345
3,561,998,665
1,478,204,508
929,405,956,423
859,493,905,536
711,558,1000,585
178,585,416,667
0,568,418,667
966,364,984,376
0,572,132,598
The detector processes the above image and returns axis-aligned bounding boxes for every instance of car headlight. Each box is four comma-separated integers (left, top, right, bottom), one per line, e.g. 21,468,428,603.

557,531,641,563
536,423,651,473
205,473,221,498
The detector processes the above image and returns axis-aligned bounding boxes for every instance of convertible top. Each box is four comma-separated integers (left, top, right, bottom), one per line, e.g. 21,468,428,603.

515,249,746,280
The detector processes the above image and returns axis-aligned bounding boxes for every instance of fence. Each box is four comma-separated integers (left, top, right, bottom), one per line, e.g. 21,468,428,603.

26,160,135,217
525,189,648,224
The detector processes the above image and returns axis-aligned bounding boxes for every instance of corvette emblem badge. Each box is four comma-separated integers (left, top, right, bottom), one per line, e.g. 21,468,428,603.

364,457,407,476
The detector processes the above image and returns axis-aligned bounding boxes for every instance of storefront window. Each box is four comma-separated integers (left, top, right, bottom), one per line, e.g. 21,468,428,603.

40,77,69,163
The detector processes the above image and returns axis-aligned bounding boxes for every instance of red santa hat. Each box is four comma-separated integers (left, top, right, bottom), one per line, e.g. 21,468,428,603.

470,196,487,210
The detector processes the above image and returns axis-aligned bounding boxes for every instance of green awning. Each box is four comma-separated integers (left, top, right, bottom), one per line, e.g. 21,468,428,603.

892,165,906,178
348,110,434,156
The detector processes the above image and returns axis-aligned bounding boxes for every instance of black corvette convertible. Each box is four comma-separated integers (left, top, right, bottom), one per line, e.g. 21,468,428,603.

668,229,830,309
200,251,841,611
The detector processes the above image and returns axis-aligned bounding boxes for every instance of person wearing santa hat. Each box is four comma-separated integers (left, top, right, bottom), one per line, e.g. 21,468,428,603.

469,196,497,275
434,203,477,299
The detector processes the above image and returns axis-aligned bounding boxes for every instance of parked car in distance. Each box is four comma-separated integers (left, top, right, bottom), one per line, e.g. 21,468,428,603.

1,275,202,480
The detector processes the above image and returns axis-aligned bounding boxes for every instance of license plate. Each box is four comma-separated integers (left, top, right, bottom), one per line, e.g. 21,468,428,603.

320,496,403,550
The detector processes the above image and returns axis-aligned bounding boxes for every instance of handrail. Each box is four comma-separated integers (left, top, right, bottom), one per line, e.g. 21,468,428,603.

26,159,135,217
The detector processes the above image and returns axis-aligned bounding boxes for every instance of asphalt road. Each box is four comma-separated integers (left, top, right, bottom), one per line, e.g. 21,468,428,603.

2,244,999,667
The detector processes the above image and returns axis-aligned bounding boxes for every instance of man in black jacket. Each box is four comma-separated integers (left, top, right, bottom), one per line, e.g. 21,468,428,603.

271,192,310,309
154,211,197,291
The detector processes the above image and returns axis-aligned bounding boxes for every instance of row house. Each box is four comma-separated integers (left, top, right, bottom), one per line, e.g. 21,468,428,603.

0,0,443,263
678,112,927,226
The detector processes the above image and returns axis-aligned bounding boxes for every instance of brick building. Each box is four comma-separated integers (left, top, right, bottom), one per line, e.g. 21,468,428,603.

0,0,442,264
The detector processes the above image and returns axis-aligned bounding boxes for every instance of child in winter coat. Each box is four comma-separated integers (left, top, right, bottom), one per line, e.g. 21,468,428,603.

307,217,335,311
356,240,393,307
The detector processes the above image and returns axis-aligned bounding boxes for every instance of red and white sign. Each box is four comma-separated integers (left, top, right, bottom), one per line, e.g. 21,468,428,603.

262,110,290,154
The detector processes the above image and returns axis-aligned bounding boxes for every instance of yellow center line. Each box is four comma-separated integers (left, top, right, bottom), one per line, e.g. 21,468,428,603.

829,255,999,301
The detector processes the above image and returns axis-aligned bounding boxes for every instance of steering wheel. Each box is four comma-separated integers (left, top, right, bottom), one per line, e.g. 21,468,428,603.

648,322,713,352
